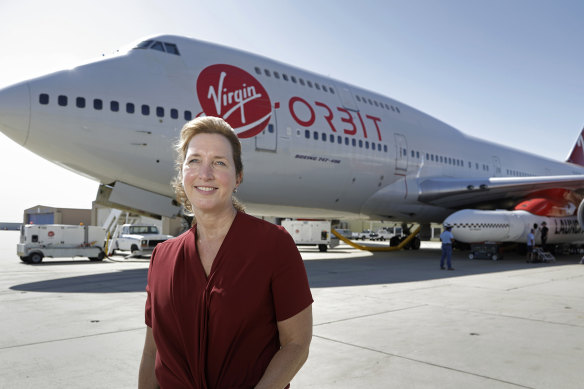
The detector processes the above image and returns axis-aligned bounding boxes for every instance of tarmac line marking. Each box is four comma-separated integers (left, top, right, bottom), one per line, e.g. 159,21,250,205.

0,327,144,350
312,334,535,389
314,304,428,327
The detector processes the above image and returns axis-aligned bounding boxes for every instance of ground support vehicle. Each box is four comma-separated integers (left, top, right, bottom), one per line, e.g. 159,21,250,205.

468,242,502,260
107,224,173,256
18,224,106,264
281,220,339,252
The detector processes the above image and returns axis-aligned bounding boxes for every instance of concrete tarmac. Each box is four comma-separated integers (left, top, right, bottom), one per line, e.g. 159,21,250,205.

1,230,583,388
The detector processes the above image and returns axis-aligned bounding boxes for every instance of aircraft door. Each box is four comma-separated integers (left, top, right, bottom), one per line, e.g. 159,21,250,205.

336,84,359,111
394,133,408,173
491,156,502,176
255,107,278,152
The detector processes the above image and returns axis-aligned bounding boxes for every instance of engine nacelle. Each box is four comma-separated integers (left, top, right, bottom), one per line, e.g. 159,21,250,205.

444,209,584,244
577,200,584,231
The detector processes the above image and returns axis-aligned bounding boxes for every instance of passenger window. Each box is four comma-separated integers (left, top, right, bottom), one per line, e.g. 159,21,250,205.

274,71,280,79
322,85,328,92
307,80,313,88
126,103,135,114
76,97,85,108
305,130,310,139
345,137,349,146
110,101,119,112
170,108,178,119
254,67,261,75
358,140,363,148
321,133,326,141
315,83,321,90
39,93,49,105
282,74,289,81
383,145,388,152
141,105,150,116
291,76,297,83
58,95,68,107
313,131,318,140
329,134,334,142
94,99,103,110
184,111,192,121
264,69,271,77
299,78,305,86
156,107,164,117
365,141,369,149
352,139,356,147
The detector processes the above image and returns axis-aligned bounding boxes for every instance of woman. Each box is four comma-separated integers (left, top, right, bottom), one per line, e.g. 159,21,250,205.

138,116,313,389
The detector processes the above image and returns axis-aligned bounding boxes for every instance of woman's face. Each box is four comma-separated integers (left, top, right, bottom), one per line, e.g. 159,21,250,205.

182,133,241,215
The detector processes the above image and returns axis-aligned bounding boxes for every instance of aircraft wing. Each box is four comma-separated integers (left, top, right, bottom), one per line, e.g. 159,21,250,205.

418,175,584,209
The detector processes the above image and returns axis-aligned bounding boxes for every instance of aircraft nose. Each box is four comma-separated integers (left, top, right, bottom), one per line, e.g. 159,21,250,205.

0,82,31,145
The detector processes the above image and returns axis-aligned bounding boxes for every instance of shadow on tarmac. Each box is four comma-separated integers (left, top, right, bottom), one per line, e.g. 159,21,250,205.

10,268,148,293
9,248,578,293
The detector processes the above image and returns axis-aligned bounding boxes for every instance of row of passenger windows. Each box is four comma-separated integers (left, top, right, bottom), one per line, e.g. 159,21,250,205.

405,148,491,171
355,95,401,113
38,93,194,121
254,66,336,95
506,169,534,177
300,129,389,153
255,66,401,114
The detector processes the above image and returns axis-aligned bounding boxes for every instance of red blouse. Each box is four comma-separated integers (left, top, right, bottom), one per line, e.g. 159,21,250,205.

145,212,313,388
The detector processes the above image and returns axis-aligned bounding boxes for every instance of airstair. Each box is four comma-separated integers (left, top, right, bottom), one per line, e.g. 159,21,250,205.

532,247,555,263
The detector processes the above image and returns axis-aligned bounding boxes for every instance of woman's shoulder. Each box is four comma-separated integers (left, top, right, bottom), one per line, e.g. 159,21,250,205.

238,212,291,238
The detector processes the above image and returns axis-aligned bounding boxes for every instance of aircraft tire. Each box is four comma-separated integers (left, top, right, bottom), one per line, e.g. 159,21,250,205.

318,244,328,252
410,237,421,250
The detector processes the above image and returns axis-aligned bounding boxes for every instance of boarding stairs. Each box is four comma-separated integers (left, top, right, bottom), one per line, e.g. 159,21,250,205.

102,209,141,256
532,247,555,263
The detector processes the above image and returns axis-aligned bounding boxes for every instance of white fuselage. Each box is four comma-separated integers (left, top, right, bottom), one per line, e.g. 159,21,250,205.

1,35,583,223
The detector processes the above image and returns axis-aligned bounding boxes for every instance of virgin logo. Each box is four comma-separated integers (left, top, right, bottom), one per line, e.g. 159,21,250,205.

196,64,272,138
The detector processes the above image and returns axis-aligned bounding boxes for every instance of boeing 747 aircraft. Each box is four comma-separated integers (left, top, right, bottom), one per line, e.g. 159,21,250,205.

1,34,584,246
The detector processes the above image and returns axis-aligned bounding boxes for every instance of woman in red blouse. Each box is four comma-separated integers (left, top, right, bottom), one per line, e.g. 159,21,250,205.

138,116,313,389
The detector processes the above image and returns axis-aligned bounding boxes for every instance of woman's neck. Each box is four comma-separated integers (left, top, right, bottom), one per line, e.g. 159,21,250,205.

195,207,238,242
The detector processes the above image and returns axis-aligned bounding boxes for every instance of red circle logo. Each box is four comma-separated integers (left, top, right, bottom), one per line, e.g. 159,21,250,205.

196,64,272,138
48,231,55,237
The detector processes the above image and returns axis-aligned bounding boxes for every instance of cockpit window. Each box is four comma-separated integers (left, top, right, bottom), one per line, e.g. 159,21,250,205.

135,40,153,49
164,43,180,55
150,41,165,52
133,39,181,56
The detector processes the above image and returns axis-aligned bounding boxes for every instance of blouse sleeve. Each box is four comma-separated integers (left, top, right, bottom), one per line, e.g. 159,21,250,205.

144,246,157,328
270,228,313,322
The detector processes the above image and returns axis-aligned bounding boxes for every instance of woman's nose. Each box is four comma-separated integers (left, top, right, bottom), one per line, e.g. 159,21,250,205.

198,163,214,178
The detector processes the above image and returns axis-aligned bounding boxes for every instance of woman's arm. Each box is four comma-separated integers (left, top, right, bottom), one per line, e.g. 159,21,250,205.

255,305,313,389
138,326,160,389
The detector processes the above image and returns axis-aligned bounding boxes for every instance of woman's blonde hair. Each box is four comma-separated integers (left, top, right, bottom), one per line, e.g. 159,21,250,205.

172,116,245,217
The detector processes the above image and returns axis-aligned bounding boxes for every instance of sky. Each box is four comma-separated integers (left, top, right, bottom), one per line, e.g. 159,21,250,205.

1,0,583,222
